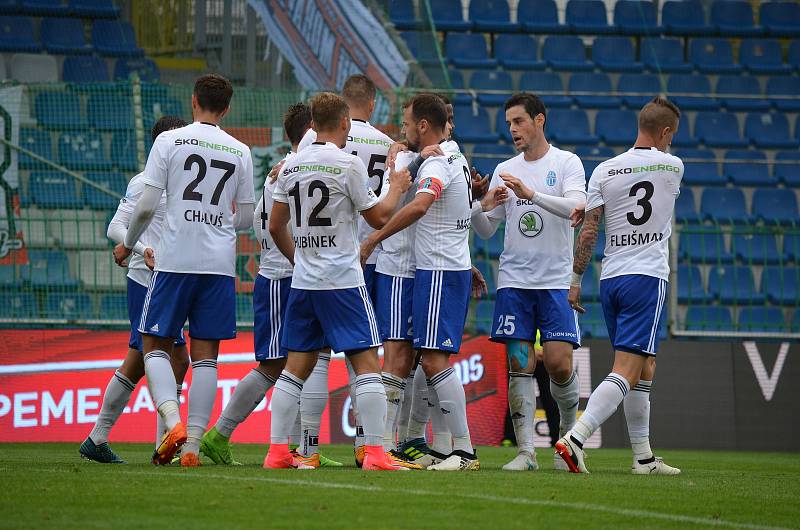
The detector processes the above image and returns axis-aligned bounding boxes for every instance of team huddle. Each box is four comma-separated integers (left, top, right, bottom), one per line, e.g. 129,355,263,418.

79,72,684,475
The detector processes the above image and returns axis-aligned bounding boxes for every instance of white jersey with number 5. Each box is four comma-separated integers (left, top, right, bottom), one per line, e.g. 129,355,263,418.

586,147,684,281
254,152,294,281
273,142,379,290
141,121,255,277
415,141,472,271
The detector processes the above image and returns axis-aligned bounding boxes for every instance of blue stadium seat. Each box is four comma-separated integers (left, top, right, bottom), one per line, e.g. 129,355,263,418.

45,292,92,320
494,111,512,142
760,1,800,37
677,265,711,304
678,148,724,186
0,263,20,289
0,292,38,319
58,131,108,170
0,0,17,13
766,77,800,112
614,0,661,35
471,144,513,178
710,0,762,36
430,0,473,31
695,112,748,148
99,293,128,320
751,189,799,226
700,188,749,224
774,151,800,187
84,171,127,209
763,266,799,305
708,265,765,305
745,113,799,149
575,146,614,178
0,15,39,52
109,131,138,171
494,34,544,70
595,109,637,145
23,250,80,289
20,0,68,15
473,258,497,295
542,36,593,71
142,96,185,131
471,71,513,106
790,40,800,72
18,127,51,169
662,0,712,36
732,232,781,265
565,0,612,34
389,0,418,30
41,17,92,54
785,234,800,263
591,36,642,72
689,38,743,74
667,74,718,111
474,300,495,334
470,0,519,32
793,309,800,332
671,118,699,148
641,38,692,73
581,263,599,301
739,39,792,75
675,187,701,224
517,0,567,33
580,302,608,339
62,55,109,83
92,20,144,57
88,93,133,130
738,307,786,333
114,57,160,82
679,228,733,264
519,72,572,107
568,73,621,108
715,75,769,112
35,92,85,129
446,33,497,69
685,306,733,331
724,150,776,186
69,0,121,18
453,104,498,143
546,109,597,145
29,171,80,208
400,32,441,67
472,223,504,258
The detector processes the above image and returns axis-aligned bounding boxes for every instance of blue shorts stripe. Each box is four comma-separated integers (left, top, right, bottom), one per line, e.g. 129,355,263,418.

139,270,157,333
647,279,667,354
359,285,381,347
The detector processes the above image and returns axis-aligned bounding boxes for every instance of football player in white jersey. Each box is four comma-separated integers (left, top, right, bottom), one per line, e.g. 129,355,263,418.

361,94,479,471
80,116,190,464
471,93,586,472
556,97,683,475
265,92,411,470
118,75,256,467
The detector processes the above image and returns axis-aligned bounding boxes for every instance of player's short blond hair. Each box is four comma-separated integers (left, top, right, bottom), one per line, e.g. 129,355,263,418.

639,96,681,135
310,92,350,132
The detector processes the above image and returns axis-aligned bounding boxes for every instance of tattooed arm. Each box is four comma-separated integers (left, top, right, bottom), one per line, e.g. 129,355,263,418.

569,206,603,313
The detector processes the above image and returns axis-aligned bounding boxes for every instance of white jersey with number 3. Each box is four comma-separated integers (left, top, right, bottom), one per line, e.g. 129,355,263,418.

586,147,684,281
141,121,255,277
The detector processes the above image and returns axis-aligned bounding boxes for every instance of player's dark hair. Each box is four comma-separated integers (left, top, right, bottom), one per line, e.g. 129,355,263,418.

342,74,377,108
504,93,547,125
151,115,187,142
407,93,448,131
283,102,312,146
310,92,350,131
434,93,451,106
193,74,233,114
639,96,681,134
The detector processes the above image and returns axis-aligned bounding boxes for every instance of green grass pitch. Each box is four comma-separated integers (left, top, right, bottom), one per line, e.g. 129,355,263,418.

1,443,797,529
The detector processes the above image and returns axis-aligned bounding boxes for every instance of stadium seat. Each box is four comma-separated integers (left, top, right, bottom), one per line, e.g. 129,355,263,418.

591,36,641,72
494,34,544,70
473,258,497,295
732,232,781,265
695,112,748,148
667,75,718,111
738,307,786,334
766,77,800,112
641,38,692,73
568,73,620,108
546,109,597,145
724,150,776,186
774,151,800,187
494,112,512,142
751,189,799,226
88,93,134,130
677,264,711,304
69,0,121,18
99,293,128,321
84,171,127,209
675,188,700,224
762,266,799,305
689,38,743,74
49,208,107,249
614,0,661,35
429,0,473,31
662,0,712,36
0,263,20,289
92,20,144,57
474,300,495,334
708,265,765,305
670,116,699,148
472,221,504,258
0,15,38,52
580,302,608,339
62,55,110,83
715,76,769,112
700,188,749,224
446,33,497,69
18,127,51,169
389,0,418,30
684,306,733,332
565,0,612,34
518,72,572,107
785,234,800,263
790,40,800,72
575,146,614,178
581,263,599,301
29,171,80,209
400,31,441,67
23,250,80,289
745,113,799,149
595,109,637,145
517,0,568,33
678,148,724,186
41,17,92,54
142,96,185,131
471,71,513,106
471,144,513,178
469,0,519,32
710,0,762,36
453,105,498,143
542,36,593,71
58,131,109,170
759,1,800,38
0,291,38,318
109,131,138,171
35,92,84,129
617,74,662,108
9,53,57,82
21,0,68,15
114,57,160,82
45,292,92,320
739,40,792,75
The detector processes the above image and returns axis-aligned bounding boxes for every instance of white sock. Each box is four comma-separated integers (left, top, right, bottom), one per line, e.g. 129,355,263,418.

89,371,135,445
290,411,301,446
407,364,430,441
396,373,414,443
431,367,472,453
155,385,182,447
216,369,276,438
185,359,218,455
144,350,180,430
569,373,630,446
354,373,387,447
426,376,452,453
550,370,580,434
270,372,304,444
300,353,330,457
508,372,535,455
625,379,653,463
346,357,365,448
381,372,406,451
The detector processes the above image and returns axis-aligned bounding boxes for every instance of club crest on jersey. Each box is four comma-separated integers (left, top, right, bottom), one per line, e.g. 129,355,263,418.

545,170,556,186
518,211,543,238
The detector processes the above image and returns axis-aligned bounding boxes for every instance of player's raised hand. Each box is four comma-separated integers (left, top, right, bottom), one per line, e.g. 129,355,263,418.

499,172,534,201
471,167,489,199
112,243,131,267
470,265,488,299
359,234,380,267
388,159,412,193
568,285,585,314
570,204,586,227
480,185,509,212
420,144,444,160
268,159,286,184
143,248,155,271
386,141,409,167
